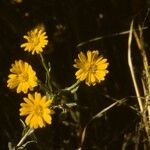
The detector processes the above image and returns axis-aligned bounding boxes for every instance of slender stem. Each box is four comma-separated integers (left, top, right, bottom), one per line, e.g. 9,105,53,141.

39,53,52,93
65,80,81,92
16,128,34,148
38,80,50,93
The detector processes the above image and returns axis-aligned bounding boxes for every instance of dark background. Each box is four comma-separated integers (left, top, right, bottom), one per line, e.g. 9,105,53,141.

0,0,150,149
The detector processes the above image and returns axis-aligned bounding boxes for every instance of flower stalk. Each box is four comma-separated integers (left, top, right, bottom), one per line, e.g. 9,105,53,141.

16,128,34,149
64,80,81,93
39,53,52,93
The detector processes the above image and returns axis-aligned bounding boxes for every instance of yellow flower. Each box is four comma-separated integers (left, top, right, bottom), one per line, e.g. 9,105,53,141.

20,25,48,55
73,50,109,86
7,60,38,93
20,92,54,129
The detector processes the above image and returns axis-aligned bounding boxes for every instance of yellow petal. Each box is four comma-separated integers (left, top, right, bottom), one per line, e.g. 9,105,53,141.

43,113,52,124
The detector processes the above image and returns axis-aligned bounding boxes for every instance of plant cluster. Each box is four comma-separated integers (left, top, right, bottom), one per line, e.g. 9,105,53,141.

7,25,109,149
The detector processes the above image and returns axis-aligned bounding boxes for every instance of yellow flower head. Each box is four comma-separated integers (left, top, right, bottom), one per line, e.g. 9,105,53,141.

7,60,38,93
20,92,54,129
73,50,109,86
20,25,48,55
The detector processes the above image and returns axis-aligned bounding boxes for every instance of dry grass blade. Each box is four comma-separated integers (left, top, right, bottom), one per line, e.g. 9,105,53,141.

128,20,150,143
133,26,150,142
76,27,147,48
127,20,143,112
78,99,126,150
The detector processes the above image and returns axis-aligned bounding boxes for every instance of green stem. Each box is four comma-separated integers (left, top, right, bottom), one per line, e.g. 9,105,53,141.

39,53,52,93
16,128,34,149
65,80,81,92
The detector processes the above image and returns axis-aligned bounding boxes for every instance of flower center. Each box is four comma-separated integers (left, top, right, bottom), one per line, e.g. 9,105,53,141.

30,36,40,47
87,63,97,73
33,37,39,46
19,72,29,82
34,105,43,116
